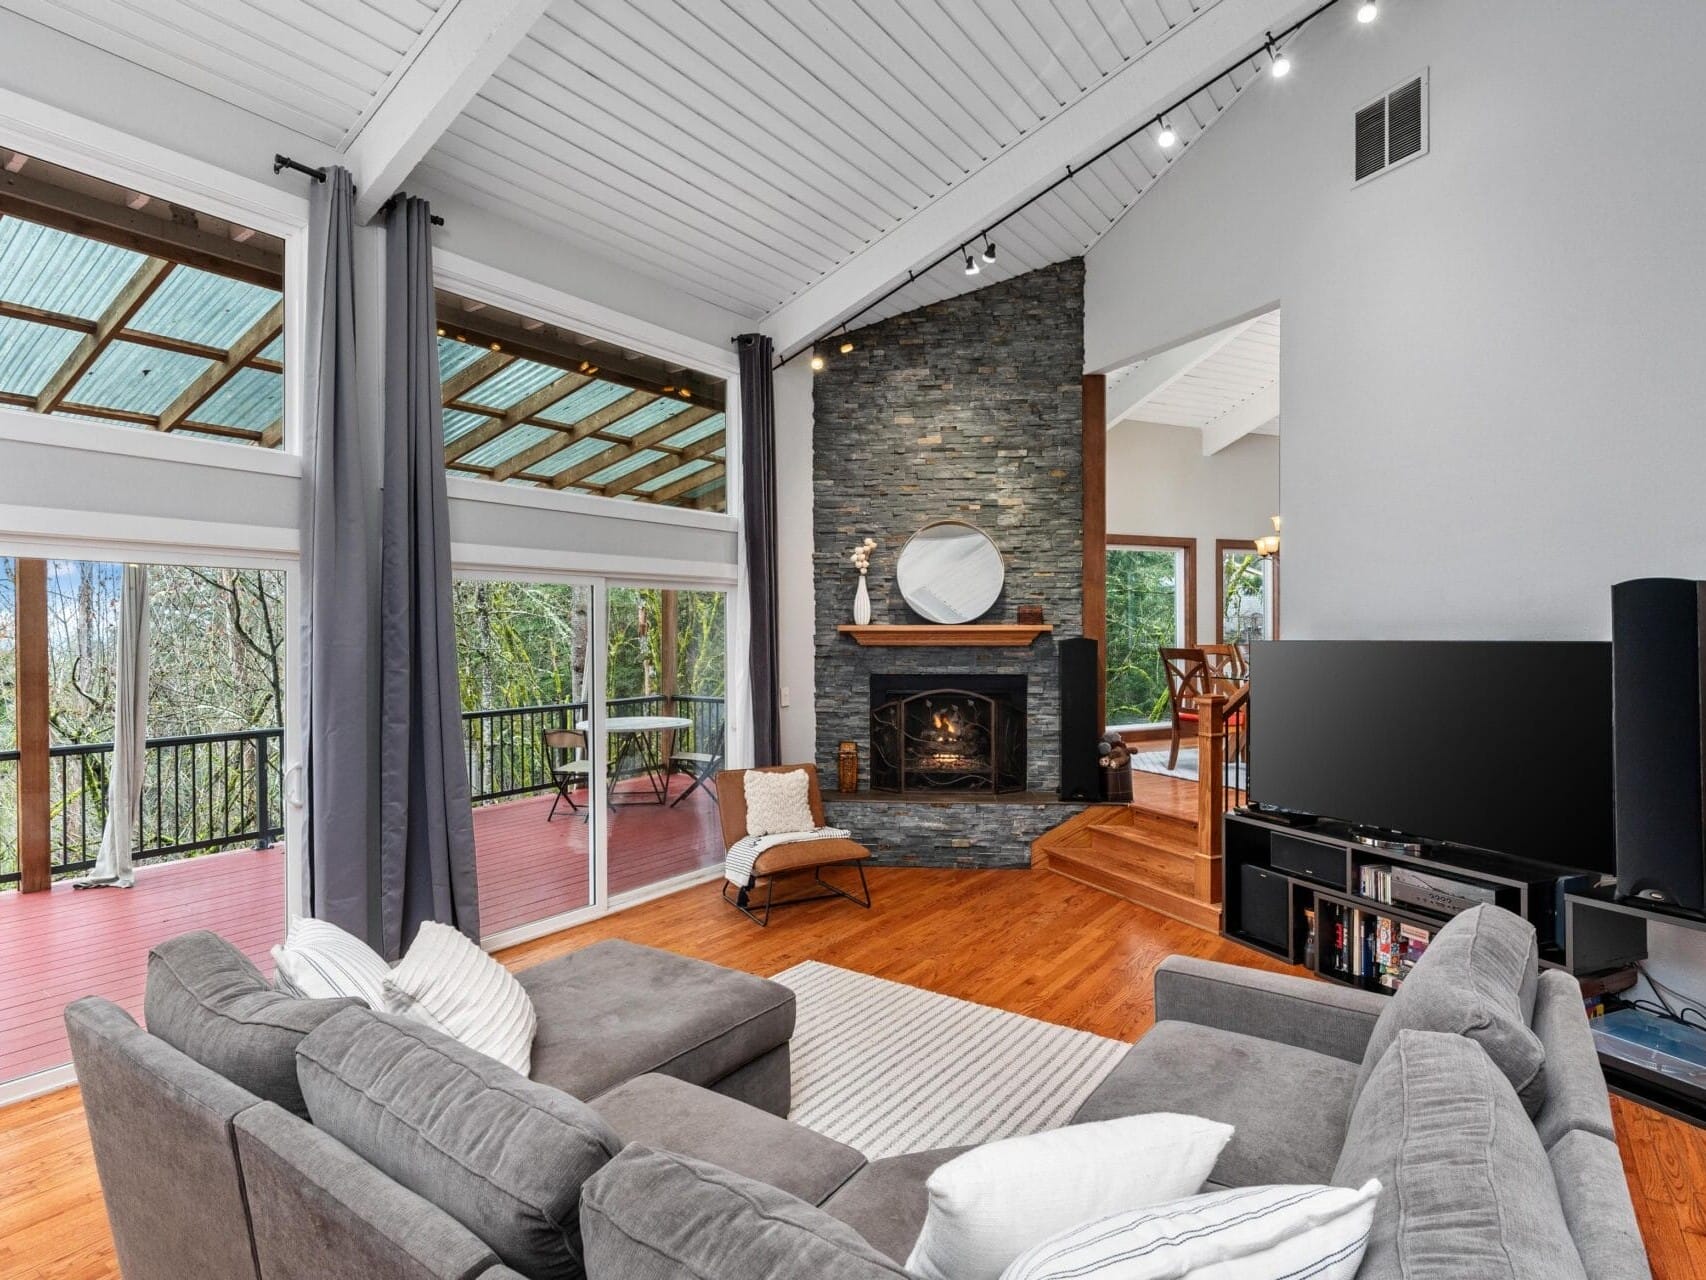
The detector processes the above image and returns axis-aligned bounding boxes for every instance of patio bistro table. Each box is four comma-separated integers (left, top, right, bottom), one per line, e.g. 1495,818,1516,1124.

575,714,694,805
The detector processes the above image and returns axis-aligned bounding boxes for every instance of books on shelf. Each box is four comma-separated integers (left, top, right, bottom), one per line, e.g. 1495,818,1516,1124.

1317,898,1434,991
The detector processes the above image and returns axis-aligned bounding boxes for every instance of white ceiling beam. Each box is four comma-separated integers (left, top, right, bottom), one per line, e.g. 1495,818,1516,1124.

760,0,1314,355
345,0,551,223
1107,316,1263,427
1202,383,1280,455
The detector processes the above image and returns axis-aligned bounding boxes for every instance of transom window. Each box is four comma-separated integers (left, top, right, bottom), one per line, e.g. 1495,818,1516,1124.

436,289,727,512
0,147,285,448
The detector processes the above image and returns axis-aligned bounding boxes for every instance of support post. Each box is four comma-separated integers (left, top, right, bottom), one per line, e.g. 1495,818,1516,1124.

16,558,51,892
1081,374,1107,729
1196,693,1227,902
660,589,680,760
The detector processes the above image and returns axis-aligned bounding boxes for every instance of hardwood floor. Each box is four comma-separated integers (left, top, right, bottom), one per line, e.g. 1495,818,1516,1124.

2,866,1701,1278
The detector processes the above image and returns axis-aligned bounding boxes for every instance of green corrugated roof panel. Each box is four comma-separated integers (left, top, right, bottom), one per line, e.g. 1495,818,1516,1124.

636,457,713,493
603,396,692,439
535,379,631,425
129,266,278,348
443,408,491,446
457,356,564,409
0,217,143,318
194,367,282,431
437,337,488,382
660,412,724,450
529,434,613,477
460,423,553,470
0,315,81,396
583,448,665,487
70,340,210,414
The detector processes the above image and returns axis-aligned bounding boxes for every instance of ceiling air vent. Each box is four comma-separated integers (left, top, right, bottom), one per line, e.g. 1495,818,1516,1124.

1355,70,1428,184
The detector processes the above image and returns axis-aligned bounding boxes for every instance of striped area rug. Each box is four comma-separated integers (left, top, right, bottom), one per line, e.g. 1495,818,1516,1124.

773,961,1131,1159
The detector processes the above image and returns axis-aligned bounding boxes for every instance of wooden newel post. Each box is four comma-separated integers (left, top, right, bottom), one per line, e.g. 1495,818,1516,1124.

1196,694,1228,889
16,558,51,893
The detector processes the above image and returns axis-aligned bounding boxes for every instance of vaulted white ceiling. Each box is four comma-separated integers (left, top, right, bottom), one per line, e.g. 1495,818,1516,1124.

6,0,1316,350
1109,308,1280,453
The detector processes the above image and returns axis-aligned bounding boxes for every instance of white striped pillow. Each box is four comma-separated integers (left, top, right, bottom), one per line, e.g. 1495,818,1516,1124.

271,917,391,1008
382,921,537,1076
998,1179,1382,1280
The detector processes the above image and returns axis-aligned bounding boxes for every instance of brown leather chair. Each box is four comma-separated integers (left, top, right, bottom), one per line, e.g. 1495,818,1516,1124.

715,764,872,927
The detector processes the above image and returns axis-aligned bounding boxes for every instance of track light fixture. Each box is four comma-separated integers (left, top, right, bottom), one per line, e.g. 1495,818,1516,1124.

963,247,980,276
1157,119,1177,149
981,240,997,264
1267,37,1291,78
839,339,854,355
1357,2,1378,22
810,353,825,371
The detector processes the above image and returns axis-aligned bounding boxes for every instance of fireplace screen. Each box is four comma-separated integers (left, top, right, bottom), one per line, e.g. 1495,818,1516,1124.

870,675,1026,794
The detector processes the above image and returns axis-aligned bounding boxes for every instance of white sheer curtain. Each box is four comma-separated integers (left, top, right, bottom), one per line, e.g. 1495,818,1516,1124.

74,564,150,889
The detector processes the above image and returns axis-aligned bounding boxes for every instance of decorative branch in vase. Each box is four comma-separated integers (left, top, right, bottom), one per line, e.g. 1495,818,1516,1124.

849,537,877,625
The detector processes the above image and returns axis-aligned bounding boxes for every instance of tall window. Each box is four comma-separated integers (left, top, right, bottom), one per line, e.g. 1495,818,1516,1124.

1106,537,1195,727
1218,541,1274,644
435,290,726,512
0,147,285,448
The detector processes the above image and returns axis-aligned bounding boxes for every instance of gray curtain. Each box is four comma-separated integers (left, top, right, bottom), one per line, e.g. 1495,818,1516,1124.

74,564,149,889
738,334,781,767
300,167,379,940
378,194,480,958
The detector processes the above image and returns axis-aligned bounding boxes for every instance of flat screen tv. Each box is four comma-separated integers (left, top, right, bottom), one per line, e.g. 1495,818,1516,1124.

1248,640,1614,873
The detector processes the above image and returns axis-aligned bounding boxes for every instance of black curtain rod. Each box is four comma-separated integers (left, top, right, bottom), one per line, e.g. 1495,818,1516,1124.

272,154,325,183
769,0,1346,371
271,156,447,227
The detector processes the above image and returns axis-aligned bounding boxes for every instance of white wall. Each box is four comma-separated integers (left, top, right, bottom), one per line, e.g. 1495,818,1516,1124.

1086,0,1706,643
1107,420,1278,643
1087,0,1706,990
773,360,817,761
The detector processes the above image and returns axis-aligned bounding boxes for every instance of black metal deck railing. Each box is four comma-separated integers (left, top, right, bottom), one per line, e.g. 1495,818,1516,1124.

1,695,725,887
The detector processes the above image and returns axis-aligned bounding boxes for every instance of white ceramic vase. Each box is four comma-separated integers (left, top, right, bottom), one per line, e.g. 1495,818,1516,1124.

853,573,872,625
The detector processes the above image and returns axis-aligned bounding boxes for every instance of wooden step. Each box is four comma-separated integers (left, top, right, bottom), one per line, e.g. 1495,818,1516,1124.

1090,817,1196,862
1085,828,1198,896
1048,848,1224,932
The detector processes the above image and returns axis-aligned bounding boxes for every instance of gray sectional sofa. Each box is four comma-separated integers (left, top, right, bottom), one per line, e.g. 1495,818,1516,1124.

66,906,1650,1279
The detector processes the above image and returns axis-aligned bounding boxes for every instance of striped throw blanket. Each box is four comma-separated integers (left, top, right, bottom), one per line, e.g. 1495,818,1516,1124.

725,827,852,888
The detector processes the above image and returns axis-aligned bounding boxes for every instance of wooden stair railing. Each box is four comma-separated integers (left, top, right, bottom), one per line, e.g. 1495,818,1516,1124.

1195,687,1249,887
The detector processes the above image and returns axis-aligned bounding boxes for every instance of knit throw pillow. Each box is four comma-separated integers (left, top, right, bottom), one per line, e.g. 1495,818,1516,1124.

744,769,816,837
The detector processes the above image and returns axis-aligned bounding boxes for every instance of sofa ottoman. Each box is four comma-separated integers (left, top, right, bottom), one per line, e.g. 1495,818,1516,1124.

519,939,796,1113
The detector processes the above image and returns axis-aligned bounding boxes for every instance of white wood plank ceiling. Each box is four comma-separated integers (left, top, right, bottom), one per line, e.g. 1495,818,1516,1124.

3,0,452,147
9,0,1315,347
417,0,1278,322
1112,308,1281,436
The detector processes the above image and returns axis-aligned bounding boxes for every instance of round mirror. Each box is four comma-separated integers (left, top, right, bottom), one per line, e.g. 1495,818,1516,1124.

895,520,1005,623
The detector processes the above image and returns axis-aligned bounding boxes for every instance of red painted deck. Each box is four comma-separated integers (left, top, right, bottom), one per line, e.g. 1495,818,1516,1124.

0,777,722,1086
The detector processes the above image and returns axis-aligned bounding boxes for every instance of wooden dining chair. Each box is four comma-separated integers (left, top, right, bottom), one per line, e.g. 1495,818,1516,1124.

715,764,871,927
1159,647,1209,770
1201,643,1242,684
541,727,592,821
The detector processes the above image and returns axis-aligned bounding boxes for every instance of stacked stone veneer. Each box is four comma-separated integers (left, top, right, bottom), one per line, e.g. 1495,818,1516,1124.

811,260,1088,865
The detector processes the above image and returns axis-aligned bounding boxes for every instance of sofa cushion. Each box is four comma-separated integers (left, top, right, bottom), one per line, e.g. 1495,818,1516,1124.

144,929,359,1118
296,1007,621,1280
1352,904,1545,1117
519,940,795,1107
580,1146,910,1279
821,1146,974,1265
1547,1129,1653,1280
1530,969,1616,1149
1071,1020,1358,1188
592,1071,865,1206
1334,1029,1588,1280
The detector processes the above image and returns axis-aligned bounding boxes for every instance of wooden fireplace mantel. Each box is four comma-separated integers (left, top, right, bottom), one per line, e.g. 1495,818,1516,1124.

837,623,1053,647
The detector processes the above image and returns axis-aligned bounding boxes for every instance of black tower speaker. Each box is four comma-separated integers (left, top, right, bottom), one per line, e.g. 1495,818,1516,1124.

1613,577,1706,912
1058,636,1101,801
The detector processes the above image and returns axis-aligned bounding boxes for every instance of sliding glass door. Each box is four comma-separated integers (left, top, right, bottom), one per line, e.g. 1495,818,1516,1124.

603,586,728,900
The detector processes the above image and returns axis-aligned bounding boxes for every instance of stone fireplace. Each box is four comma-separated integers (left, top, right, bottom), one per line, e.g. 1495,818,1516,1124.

869,673,1027,794
809,259,1088,867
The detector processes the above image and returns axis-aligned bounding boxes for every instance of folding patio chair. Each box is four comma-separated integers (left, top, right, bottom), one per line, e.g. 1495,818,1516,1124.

542,727,591,820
